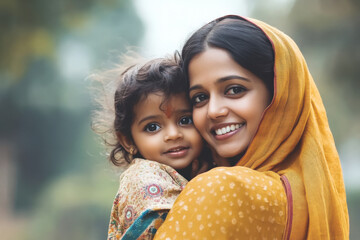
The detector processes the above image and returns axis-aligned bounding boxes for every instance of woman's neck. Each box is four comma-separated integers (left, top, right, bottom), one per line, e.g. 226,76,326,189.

212,151,245,167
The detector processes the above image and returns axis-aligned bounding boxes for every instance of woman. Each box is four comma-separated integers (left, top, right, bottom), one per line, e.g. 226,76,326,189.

154,15,349,239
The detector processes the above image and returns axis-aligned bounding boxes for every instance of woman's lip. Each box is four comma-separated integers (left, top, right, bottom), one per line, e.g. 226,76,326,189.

211,123,244,134
211,123,244,141
213,127,240,140
211,122,242,131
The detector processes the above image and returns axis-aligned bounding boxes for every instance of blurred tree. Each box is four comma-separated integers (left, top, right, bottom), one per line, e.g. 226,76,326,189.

251,0,360,142
287,0,360,143
26,169,115,240
0,0,143,211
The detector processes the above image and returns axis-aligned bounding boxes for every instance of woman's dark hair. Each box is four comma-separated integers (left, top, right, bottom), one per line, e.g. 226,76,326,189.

181,15,274,96
111,54,187,165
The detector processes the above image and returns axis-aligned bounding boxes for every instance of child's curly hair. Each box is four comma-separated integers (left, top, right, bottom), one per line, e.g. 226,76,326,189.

91,52,187,167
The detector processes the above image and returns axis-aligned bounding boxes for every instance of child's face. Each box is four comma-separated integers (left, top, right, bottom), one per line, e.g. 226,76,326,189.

130,92,203,170
188,48,272,163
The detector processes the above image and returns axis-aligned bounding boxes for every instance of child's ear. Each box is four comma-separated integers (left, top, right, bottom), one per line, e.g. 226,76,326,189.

116,132,137,154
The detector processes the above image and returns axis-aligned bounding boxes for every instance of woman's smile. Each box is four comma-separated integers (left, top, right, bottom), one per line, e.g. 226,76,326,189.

211,122,245,141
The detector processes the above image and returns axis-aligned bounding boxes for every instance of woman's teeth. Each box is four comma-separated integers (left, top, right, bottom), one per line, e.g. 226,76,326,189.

215,124,243,136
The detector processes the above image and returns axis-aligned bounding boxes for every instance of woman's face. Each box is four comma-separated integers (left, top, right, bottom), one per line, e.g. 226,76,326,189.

188,47,272,164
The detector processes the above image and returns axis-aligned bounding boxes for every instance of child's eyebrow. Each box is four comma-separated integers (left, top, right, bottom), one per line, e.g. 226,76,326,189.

163,108,192,119
138,115,161,125
169,108,192,116
175,109,192,114
138,109,192,125
171,109,192,119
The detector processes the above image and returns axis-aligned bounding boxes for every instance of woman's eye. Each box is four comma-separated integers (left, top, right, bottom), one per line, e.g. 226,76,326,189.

225,86,246,95
144,123,160,132
179,116,193,126
191,93,208,105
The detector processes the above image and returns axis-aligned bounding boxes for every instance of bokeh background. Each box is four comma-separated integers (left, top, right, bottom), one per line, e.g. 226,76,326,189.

1,0,359,239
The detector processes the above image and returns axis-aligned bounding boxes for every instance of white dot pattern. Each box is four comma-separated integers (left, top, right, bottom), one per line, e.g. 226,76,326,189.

154,166,287,239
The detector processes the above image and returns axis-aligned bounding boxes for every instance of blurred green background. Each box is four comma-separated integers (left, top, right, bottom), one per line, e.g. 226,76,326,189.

1,0,359,239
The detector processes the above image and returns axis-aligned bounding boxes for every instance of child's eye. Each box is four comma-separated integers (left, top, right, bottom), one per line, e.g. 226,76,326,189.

225,86,246,95
179,116,193,126
144,123,161,132
191,93,208,106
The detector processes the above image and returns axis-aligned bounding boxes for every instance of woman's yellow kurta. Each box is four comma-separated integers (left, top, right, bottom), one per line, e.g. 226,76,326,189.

154,16,349,239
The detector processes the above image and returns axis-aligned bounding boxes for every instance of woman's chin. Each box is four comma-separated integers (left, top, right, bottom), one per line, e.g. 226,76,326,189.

214,148,246,166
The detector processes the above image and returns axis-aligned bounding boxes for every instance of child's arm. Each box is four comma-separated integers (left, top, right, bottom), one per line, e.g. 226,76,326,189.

107,159,188,240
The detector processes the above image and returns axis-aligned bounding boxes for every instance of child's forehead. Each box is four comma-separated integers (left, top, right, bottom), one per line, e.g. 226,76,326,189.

164,103,173,118
145,92,190,117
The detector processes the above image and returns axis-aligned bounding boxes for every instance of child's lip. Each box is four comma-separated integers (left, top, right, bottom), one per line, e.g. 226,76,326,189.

164,146,189,154
163,146,190,158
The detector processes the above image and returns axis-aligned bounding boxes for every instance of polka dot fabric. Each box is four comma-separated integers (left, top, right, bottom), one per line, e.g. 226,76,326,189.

154,167,287,239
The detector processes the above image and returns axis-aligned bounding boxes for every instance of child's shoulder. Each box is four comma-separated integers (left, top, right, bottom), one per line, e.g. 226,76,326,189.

121,158,166,179
131,158,165,168
119,158,188,187
124,158,166,175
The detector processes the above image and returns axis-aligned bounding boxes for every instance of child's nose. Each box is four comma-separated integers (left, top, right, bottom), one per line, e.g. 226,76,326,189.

164,125,183,142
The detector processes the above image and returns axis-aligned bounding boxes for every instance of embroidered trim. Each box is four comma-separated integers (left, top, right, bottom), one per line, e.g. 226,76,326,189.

280,175,293,240
122,210,168,239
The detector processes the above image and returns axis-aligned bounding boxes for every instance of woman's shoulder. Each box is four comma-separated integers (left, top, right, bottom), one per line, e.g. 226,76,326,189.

194,166,281,183
187,166,285,205
154,166,288,239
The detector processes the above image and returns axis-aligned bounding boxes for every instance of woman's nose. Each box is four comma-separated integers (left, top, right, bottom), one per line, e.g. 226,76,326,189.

207,96,229,119
164,124,183,142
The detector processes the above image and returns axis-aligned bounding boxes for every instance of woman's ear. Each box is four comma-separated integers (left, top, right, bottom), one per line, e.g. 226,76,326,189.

116,132,137,155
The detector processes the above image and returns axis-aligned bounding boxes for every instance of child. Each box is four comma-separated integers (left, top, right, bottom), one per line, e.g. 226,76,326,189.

93,54,206,239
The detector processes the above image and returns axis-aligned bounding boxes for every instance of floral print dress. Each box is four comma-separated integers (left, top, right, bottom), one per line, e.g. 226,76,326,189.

107,158,188,239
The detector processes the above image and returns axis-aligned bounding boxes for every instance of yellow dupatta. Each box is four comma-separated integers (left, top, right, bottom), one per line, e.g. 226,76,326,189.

154,16,349,240
239,18,349,239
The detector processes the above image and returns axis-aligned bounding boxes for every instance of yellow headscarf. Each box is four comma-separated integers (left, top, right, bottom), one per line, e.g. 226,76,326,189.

154,16,349,239
239,17,349,239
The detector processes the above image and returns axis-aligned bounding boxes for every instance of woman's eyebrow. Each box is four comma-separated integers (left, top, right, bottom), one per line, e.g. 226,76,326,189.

218,75,250,83
189,75,250,92
189,85,202,92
